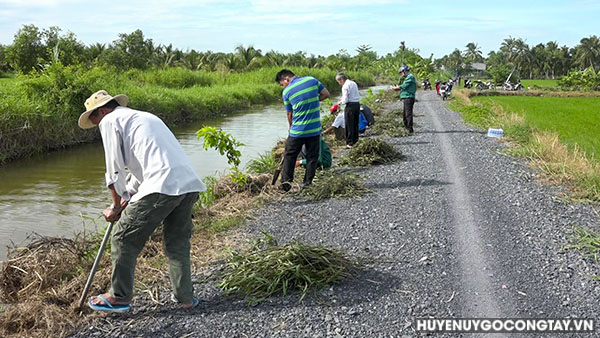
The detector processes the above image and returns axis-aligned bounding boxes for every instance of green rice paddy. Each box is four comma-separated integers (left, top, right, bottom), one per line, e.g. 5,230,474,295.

472,96,600,158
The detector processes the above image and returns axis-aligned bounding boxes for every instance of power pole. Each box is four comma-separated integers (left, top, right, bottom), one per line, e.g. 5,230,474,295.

400,41,406,64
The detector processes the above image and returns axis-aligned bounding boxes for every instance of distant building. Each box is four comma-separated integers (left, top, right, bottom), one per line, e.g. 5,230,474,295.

468,63,486,77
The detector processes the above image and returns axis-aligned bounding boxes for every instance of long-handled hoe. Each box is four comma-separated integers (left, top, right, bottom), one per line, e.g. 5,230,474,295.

76,221,115,311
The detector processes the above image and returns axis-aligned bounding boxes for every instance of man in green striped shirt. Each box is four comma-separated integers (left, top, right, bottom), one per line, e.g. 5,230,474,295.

275,69,330,191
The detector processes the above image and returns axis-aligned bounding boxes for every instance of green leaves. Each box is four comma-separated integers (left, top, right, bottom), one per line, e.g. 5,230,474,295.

197,126,244,167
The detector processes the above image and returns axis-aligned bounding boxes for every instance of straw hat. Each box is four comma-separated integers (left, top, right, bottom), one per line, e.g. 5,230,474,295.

78,90,129,129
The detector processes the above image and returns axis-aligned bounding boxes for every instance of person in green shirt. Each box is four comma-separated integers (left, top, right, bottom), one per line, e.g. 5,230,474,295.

392,65,416,134
296,137,332,170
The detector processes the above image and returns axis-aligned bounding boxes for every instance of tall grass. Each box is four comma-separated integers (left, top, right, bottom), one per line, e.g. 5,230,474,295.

450,90,600,201
0,65,375,164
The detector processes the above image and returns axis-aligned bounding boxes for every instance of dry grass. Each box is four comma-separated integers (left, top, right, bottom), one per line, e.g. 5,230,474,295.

518,131,600,200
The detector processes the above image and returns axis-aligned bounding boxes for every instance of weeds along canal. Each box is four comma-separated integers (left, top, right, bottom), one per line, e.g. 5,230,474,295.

0,86,386,261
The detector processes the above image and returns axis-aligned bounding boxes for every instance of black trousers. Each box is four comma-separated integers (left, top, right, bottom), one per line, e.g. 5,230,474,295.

281,135,320,185
344,102,360,145
402,98,415,133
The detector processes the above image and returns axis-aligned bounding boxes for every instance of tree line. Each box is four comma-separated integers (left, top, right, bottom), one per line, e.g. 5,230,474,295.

0,25,430,80
437,36,600,82
1,24,598,85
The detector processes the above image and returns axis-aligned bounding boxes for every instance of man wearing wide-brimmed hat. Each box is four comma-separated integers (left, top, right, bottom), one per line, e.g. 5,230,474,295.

80,90,206,312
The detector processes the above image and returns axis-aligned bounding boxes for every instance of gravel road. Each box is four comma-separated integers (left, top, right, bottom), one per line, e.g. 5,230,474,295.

72,90,600,337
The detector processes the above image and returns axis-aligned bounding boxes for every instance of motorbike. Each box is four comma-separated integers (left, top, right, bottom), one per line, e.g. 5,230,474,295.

464,79,473,89
475,80,494,90
440,82,452,100
502,81,523,91
421,79,432,90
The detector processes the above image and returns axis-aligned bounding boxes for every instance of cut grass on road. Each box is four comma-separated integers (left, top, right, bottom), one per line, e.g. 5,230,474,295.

472,96,600,159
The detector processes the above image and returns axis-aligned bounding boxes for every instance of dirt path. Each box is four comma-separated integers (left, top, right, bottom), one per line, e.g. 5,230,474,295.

71,91,600,337
424,94,507,324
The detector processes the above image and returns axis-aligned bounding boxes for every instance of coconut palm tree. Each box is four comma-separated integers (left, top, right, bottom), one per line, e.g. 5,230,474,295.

463,42,483,62
235,44,262,70
574,35,600,71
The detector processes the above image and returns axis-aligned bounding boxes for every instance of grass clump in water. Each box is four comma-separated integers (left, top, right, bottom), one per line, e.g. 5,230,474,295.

340,138,403,166
219,234,360,303
301,170,370,200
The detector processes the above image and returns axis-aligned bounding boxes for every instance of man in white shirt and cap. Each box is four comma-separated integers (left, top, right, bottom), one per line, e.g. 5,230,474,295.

79,90,206,313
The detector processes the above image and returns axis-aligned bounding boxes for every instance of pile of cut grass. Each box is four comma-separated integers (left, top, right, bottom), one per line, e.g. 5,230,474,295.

340,138,403,166
371,109,409,137
219,234,360,303
0,233,109,337
301,170,370,200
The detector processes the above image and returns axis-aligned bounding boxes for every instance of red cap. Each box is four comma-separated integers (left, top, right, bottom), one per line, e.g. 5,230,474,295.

330,104,339,112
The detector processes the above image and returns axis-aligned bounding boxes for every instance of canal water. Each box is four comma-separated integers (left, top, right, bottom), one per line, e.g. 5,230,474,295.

0,86,386,260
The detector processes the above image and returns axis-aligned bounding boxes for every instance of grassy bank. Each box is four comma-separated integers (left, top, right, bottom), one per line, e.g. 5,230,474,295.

0,65,375,164
450,90,600,201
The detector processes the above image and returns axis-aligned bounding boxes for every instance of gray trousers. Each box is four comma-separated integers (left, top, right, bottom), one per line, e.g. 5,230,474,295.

109,192,199,304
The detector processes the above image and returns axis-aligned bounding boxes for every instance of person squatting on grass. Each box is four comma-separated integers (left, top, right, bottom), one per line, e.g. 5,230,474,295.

79,90,206,313
336,73,361,148
325,104,369,138
275,69,330,192
392,65,416,134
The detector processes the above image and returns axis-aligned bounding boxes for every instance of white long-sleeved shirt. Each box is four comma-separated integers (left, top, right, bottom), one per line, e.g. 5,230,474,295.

99,106,206,202
339,79,360,104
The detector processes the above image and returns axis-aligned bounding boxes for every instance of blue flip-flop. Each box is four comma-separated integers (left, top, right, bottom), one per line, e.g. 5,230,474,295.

88,295,131,313
171,294,200,308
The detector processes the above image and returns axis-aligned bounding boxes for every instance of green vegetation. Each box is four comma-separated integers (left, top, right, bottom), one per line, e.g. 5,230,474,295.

341,138,404,166
451,91,600,201
521,79,559,88
558,68,600,91
566,226,600,262
196,216,246,234
301,171,371,200
0,65,374,164
371,109,410,137
472,96,600,158
219,233,360,303
246,152,277,174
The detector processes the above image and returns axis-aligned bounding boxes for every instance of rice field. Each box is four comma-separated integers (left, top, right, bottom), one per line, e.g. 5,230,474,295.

472,96,600,158
520,79,559,89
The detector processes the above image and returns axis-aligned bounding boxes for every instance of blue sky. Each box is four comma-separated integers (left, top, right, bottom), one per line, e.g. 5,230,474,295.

0,0,598,58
